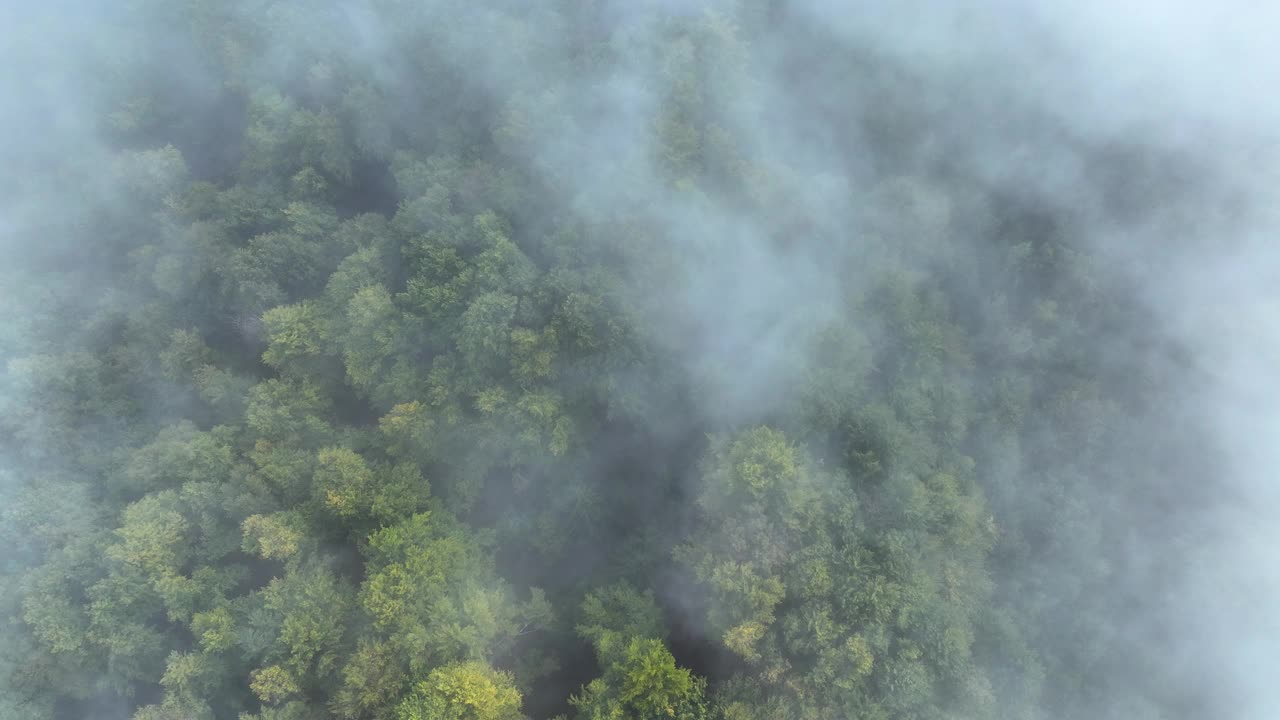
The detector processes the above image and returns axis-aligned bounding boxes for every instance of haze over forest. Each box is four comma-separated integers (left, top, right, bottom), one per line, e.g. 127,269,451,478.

2,2,1279,719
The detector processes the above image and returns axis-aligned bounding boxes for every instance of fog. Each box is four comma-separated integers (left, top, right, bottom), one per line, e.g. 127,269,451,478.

2,1,1278,718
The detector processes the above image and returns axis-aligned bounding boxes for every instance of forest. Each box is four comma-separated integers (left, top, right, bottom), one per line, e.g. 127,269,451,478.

0,1,1268,719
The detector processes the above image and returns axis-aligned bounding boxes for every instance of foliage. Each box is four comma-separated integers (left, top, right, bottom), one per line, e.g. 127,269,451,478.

0,2,1211,720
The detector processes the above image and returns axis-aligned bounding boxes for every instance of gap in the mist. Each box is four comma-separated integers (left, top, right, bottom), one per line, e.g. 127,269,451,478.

337,156,399,219
327,380,381,429
522,642,600,720
479,411,714,717
664,600,743,686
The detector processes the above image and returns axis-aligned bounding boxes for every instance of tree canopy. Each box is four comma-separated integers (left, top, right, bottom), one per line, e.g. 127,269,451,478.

0,2,1228,719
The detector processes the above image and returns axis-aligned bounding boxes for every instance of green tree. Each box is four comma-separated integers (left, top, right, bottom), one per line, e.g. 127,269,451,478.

394,661,523,720
571,638,715,720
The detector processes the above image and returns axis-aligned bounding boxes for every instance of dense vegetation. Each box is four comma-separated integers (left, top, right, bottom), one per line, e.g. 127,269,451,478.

1,2,1225,719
